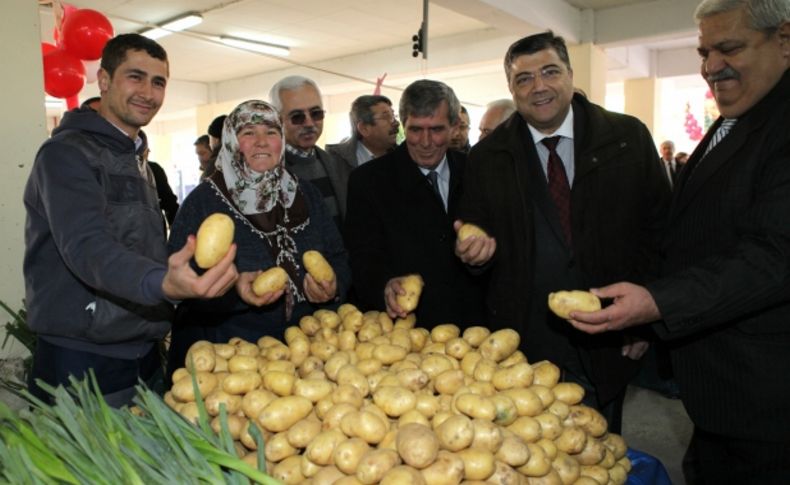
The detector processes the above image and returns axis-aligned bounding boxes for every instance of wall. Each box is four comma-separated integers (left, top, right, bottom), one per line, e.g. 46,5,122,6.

0,0,48,358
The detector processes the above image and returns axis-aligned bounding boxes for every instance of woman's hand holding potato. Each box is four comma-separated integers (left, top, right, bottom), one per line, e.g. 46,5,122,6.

304,273,337,304
453,220,496,266
236,270,285,306
383,275,423,319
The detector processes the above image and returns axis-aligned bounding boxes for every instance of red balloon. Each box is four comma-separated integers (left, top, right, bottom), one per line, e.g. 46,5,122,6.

60,9,114,61
43,49,86,98
41,42,58,56
65,95,80,110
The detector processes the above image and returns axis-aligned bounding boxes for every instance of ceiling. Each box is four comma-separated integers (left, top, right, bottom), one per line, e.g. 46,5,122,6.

38,0,701,117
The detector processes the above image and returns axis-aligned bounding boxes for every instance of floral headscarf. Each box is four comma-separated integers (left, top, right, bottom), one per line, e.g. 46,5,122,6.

215,100,298,215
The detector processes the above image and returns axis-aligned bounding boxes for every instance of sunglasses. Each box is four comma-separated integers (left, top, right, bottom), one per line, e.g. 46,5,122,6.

288,108,325,125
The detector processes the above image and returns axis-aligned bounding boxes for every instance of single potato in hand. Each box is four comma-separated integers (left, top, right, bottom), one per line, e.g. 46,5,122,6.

253,267,289,296
195,213,235,269
457,223,489,242
303,250,335,282
396,274,424,313
548,290,601,320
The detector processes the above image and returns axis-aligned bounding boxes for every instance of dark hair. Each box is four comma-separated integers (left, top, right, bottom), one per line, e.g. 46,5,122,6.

79,96,101,110
399,80,460,126
208,115,227,139
504,31,571,80
100,33,168,78
460,105,469,116
194,134,210,147
350,95,392,139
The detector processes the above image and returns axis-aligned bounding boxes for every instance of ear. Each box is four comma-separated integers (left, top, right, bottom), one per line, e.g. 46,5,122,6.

97,68,110,94
778,20,790,59
357,121,371,139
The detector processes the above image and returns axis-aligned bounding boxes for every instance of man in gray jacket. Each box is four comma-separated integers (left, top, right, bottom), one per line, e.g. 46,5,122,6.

326,94,399,168
24,34,238,406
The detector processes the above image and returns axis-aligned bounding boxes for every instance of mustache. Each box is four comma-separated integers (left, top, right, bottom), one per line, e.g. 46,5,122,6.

707,67,739,83
298,126,318,137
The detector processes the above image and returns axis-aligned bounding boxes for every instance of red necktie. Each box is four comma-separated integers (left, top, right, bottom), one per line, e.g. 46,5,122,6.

542,136,572,244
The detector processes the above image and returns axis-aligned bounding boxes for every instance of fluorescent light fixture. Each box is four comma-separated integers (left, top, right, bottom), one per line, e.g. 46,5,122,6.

141,12,203,40
220,36,290,57
45,97,64,109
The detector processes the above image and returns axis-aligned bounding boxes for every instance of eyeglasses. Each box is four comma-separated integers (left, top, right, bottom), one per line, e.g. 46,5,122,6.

372,112,398,124
288,108,325,125
513,66,565,87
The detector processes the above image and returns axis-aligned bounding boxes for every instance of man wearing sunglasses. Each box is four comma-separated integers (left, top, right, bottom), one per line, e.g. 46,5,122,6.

327,94,400,169
269,76,350,225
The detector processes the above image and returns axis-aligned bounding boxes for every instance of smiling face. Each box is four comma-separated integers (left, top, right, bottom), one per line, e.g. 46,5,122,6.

237,123,283,173
97,49,168,138
280,84,324,150
404,100,453,169
508,48,574,134
697,7,790,118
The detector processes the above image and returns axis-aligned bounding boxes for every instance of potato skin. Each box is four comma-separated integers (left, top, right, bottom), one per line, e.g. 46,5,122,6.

396,274,424,313
457,223,489,242
195,213,235,269
547,290,601,319
303,250,336,282
252,266,289,295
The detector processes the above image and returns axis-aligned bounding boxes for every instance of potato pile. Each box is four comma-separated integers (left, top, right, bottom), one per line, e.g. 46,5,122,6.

165,305,631,485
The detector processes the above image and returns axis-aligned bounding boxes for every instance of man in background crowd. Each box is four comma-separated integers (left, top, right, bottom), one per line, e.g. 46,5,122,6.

326,94,399,168
477,98,516,141
449,105,471,153
193,134,213,179
270,75,349,224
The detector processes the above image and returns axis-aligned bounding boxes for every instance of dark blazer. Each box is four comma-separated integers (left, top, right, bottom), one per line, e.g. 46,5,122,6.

326,137,361,170
344,144,486,328
284,146,351,222
147,161,179,226
647,71,790,442
460,94,670,403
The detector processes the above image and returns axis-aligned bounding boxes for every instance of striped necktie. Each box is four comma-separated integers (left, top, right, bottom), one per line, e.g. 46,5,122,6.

703,118,737,157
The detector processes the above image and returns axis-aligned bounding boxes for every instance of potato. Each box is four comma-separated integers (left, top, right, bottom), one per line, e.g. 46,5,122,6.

265,431,298,462
566,405,608,438
287,417,322,448
271,455,306,484
444,337,472,359
396,274,424,313
312,465,346,485
294,378,334,403
420,450,465,485
356,449,401,484
346,410,388,444
490,394,518,426
185,343,216,372
535,413,563,440
457,448,495,480
531,361,561,388
397,368,430,391
241,389,277,420
306,428,346,465
552,382,585,405
554,425,587,454
547,290,601,320
455,393,496,421
334,437,371,475
222,371,262,395
471,419,504,453
374,344,409,365
495,436,530,467
457,222,489,242
171,371,218,402
601,433,627,460
574,434,606,466
435,414,474,451
431,324,461,343
195,213,234,269
227,354,258,373
396,423,439,469
209,414,247,440
373,385,416,417
204,389,243,416
501,388,543,417
252,266,289,295
434,369,465,396
507,416,542,443
303,250,335,283
258,396,313,432
517,443,552,477
479,329,520,363
492,362,534,390
381,465,426,485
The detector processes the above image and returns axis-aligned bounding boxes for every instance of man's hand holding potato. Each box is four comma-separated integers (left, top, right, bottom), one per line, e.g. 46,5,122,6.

454,220,496,266
384,276,409,319
162,235,239,300
568,282,661,334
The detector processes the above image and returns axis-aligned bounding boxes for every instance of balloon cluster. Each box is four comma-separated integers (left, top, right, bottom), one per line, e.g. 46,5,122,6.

42,4,113,109
683,102,703,141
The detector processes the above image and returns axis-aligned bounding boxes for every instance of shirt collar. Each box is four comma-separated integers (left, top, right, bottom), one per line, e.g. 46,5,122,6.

106,119,143,151
527,106,575,145
418,154,449,180
286,143,316,158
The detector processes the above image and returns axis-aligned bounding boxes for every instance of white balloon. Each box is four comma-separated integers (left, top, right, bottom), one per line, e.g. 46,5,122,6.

83,59,100,83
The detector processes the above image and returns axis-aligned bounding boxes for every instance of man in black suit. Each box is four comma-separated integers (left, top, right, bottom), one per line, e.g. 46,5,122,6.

344,80,485,328
455,31,670,433
569,0,790,482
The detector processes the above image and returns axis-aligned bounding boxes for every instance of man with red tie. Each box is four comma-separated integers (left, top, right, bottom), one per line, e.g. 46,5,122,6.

455,31,670,433
568,0,790,481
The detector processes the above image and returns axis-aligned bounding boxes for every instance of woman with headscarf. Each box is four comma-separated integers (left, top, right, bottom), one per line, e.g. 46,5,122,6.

166,100,350,376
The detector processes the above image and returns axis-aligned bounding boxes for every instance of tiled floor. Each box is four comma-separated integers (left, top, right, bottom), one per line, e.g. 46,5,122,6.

622,385,694,484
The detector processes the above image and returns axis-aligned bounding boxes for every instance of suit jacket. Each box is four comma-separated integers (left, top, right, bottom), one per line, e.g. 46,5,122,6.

460,94,670,403
326,137,360,170
344,144,486,328
646,71,790,442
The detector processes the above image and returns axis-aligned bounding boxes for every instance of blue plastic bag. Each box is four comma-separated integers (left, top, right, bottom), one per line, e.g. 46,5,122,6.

626,448,673,485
